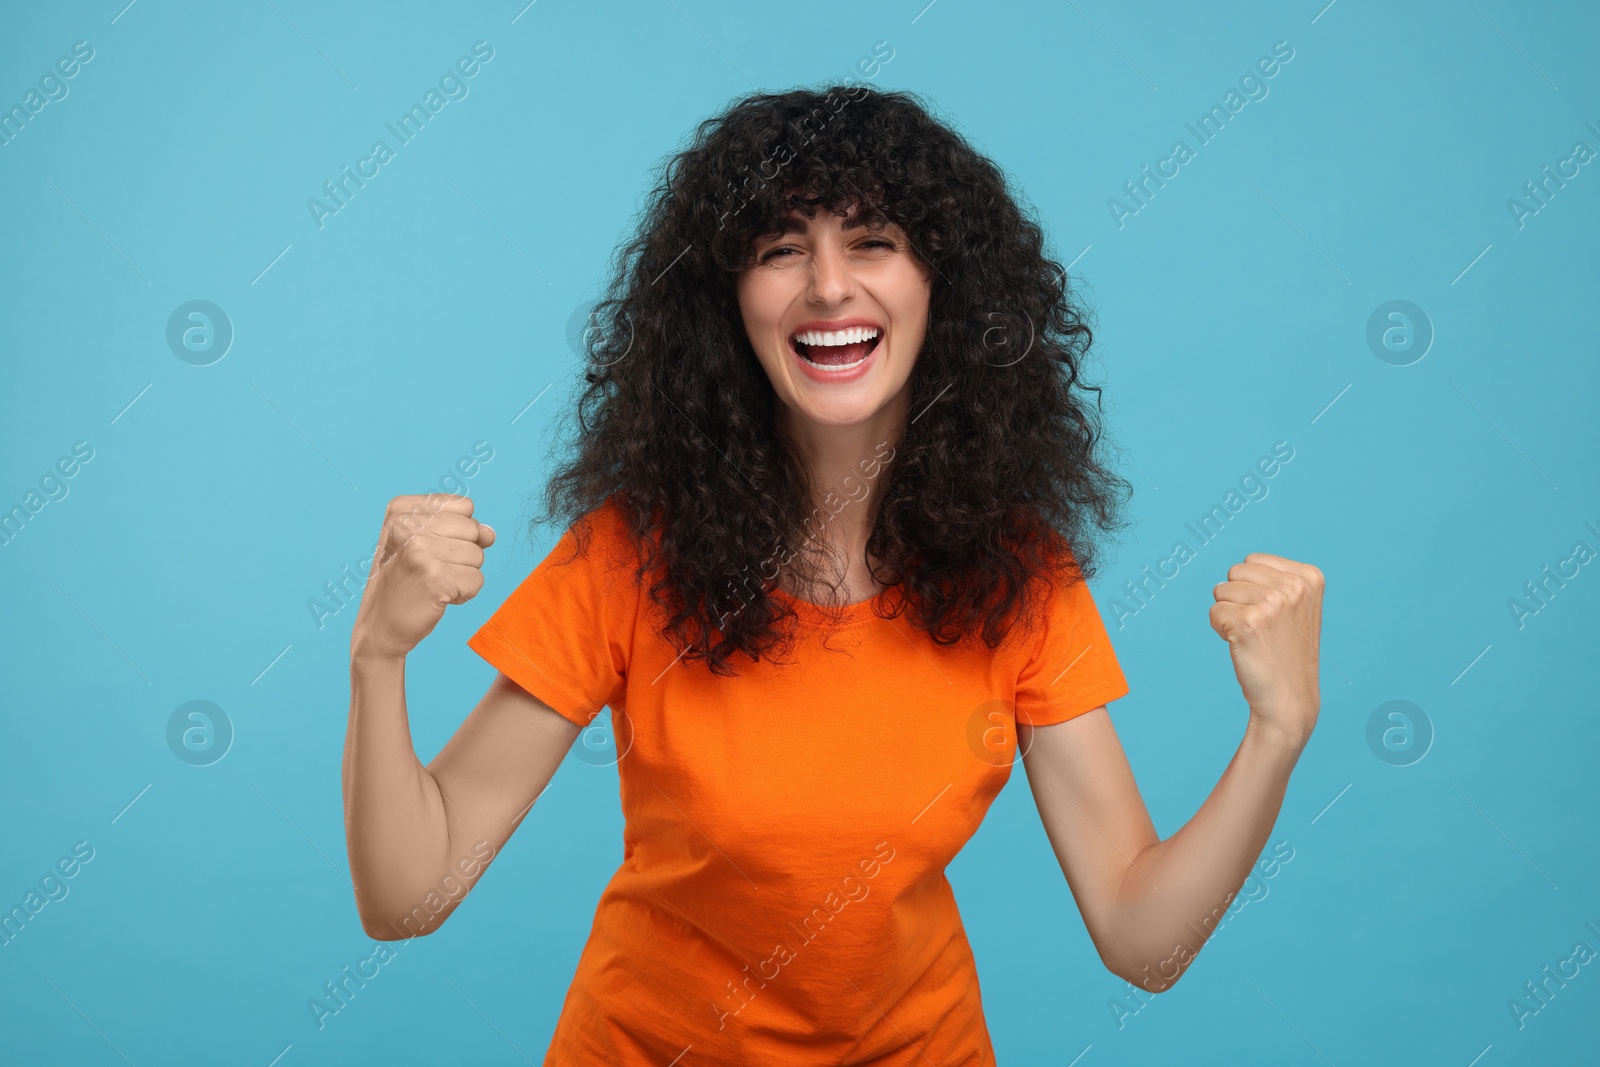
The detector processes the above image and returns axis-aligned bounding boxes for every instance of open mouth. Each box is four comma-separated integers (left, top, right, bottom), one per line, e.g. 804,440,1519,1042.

789,325,883,371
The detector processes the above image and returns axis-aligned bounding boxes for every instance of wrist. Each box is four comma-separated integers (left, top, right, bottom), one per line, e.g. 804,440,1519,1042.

350,638,408,672
1243,709,1313,756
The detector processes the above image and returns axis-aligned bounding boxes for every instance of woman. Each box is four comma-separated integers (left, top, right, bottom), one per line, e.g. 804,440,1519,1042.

342,84,1324,1064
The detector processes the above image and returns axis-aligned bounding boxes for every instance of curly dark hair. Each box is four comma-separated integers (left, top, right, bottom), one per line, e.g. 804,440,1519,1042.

532,81,1130,675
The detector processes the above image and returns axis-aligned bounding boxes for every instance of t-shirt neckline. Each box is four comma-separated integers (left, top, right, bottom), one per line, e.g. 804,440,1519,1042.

771,584,891,627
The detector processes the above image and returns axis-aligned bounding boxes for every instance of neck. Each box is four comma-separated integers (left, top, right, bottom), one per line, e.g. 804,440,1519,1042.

774,387,908,596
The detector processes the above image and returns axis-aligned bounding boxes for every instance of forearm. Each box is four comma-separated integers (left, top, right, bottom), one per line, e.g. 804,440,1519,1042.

1105,716,1306,990
343,649,453,935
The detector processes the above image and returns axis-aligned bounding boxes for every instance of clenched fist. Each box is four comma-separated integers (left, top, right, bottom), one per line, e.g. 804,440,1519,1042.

1210,552,1324,748
350,493,496,662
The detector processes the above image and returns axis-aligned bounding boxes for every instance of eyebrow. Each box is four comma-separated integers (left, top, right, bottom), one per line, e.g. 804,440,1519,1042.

759,211,884,241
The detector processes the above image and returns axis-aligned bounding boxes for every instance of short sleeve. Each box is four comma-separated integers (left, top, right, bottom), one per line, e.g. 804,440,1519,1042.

1012,566,1129,727
466,502,642,727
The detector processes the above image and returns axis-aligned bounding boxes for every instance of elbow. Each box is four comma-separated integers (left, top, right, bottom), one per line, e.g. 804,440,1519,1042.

1103,946,1191,994
1091,936,1138,989
1109,961,1171,994
351,871,470,940
1102,953,1147,991
1092,927,1179,992
362,918,419,941
361,914,436,941
1087,922,1146,991
357,902,441,941
1092,906,1193,993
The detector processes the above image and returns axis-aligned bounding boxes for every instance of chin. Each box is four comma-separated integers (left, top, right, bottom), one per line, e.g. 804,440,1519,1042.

789,395,882,427
806,409,876,427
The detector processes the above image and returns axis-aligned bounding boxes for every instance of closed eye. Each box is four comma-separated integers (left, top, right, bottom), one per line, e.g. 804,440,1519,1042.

760,238,896,262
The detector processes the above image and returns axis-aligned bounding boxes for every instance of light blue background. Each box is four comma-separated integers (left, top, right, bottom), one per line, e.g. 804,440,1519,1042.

3,0,1597,1063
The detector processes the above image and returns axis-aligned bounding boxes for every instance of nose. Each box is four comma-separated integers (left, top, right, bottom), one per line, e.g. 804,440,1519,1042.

806,238,855,306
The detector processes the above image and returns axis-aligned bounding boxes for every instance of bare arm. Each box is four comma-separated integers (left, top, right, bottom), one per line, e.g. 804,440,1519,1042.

1019,705,1302,989
341,493,582,939
344,659,579,939
1019,553,1324,990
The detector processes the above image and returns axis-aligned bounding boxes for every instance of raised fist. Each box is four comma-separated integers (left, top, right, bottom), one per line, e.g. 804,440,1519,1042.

350,493,496,661
1209,552,1324,747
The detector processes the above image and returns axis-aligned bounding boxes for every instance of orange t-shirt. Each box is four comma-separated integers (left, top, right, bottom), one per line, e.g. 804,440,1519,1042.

467,500,1129,1065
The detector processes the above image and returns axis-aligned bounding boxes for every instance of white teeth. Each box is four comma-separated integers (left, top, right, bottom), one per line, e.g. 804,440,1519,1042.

792,326,881,347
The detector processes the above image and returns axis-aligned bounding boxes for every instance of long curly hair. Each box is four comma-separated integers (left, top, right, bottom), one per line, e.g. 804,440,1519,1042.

533,82,1130,675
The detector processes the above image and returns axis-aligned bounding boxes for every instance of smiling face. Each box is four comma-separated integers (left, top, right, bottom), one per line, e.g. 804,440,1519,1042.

736,201,933,432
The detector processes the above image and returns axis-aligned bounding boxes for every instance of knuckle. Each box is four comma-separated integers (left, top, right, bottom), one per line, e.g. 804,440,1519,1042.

451,572,482,603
